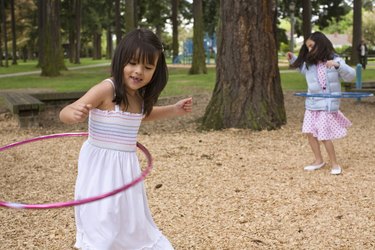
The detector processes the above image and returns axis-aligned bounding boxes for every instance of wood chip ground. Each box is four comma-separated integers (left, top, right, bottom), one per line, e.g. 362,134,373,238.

0,91,374,249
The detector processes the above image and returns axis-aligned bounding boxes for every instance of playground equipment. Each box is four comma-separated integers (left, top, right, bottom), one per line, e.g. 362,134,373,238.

173,33,217,65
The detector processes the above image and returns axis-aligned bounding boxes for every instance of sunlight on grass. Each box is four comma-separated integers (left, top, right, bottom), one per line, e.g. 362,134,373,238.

0,58,111,75
1,60,374,96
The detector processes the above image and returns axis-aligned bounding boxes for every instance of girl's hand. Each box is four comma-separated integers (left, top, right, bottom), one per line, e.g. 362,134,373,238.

175,97,193,115
326,60,340,69
143,97,193,121
286,52,294,61
66,103,92,123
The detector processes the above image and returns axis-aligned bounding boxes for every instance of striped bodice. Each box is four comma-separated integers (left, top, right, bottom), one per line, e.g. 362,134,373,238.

88,106,143,152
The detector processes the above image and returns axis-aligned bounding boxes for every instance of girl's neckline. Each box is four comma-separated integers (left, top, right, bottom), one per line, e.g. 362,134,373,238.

91,107,143,116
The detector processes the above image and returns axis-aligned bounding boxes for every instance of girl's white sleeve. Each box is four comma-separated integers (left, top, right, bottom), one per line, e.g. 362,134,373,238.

288,55,306,74
335,57,356,82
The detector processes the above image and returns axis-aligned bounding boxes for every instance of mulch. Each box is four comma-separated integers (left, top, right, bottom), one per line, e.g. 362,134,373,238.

0,91,374,249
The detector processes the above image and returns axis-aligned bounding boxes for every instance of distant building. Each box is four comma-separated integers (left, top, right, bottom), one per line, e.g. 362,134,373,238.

293,32,352,49
325,33,352,48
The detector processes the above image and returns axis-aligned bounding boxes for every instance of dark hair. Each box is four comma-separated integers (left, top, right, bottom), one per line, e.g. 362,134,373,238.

291,31,336,69
111,28,168,116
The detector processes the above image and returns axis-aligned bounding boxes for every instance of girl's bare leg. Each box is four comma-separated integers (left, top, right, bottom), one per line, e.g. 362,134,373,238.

321,140,338,167
307,133,324,164
322,140,342,174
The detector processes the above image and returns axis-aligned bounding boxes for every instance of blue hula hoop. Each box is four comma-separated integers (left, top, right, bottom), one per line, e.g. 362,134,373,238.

294,92,374,98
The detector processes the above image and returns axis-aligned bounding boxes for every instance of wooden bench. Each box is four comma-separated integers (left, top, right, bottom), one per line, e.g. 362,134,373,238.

342,81,375,93
1,92,45,127
0,91,87,128
31,91,85,104
342,53,375,64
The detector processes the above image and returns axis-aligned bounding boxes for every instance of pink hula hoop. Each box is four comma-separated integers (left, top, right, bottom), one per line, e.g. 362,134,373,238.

0,132,153,209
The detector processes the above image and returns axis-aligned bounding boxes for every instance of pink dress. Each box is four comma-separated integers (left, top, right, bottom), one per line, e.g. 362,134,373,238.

302,62,352,140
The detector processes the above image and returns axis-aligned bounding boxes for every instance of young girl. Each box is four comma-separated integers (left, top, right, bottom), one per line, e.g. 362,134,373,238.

60,28,192,249
287,31,355,175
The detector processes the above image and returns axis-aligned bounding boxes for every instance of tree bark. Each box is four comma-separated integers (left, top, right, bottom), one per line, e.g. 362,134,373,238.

92,31,102,60
125,0,135,34
171,0,179,63
351,0,362,65
0,17,2,66
115,0,122,45
40,0,66,76
10,0,17,65
302,0,311,41
73,0,81,64
201,0,286,130
37,0,45,68
106,27,113,59
1,0,8,67
189,0,206,74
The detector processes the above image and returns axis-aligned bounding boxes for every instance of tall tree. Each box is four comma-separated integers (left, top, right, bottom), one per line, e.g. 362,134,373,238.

189,0,206,74
105,0,114,59
302,0,311,40
201,0,286,130
1,0,8,67
125,0,135,33
202,0,219,36
171,0,179,63
134,0,139,28
63,0,82,64
277,0,351,38
39,0,66,76
351,0,362,65
115,0,122,44
0,11,2,67
73,0,82,64
10,0,17,65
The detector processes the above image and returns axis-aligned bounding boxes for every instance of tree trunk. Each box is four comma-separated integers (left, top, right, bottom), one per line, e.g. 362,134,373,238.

73,0,81,64
171,0,179,63
1,0,9,67
125,0,135,34
189,0,206,74
302,0,311,41
92,32,102,60
106,27,113,59
115,0,122,45
40,0,66,76
37,0,45,68
0,19,3,66
351,0,362,65
106,0,113,59
201,0,286,130
10,0,17,65
134,0,138,28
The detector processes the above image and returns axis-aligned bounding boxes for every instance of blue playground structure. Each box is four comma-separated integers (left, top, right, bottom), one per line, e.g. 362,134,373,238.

173,33,217,65
356,64,362,101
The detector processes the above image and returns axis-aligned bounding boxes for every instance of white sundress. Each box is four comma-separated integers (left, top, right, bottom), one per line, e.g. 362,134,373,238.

74,81,173,250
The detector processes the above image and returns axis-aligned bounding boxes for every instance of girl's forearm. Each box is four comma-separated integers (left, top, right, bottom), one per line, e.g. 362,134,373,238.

144,105,177,121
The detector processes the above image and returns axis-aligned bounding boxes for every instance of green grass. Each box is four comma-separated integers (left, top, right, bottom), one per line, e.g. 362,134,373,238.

0,58,110,75
280,70,306,90
163,67,216,96
1,60,375,96
0,66,111,92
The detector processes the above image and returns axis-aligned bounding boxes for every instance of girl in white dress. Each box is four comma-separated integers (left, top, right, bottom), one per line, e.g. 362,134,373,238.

60,28,192,250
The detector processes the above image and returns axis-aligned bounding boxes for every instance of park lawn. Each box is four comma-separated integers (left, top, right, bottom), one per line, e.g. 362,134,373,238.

0,66,216,95
1,62,374,96
0,58,111,75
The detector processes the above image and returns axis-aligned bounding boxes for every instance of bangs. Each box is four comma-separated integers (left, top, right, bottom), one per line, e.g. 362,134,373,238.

134,48,159,65
126,42,159,66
